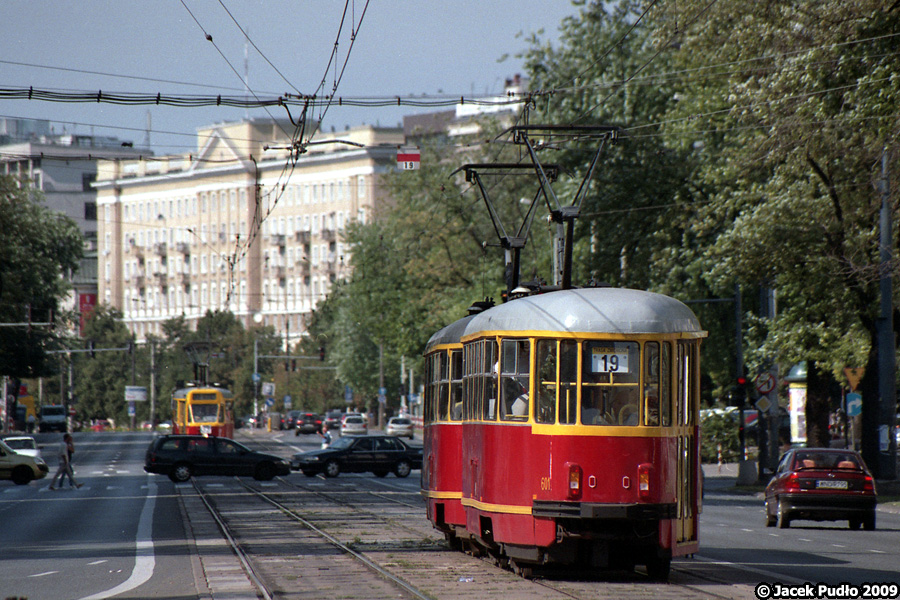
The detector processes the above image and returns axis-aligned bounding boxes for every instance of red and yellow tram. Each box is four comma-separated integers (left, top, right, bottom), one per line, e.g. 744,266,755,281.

422,314,475,547
172,385,235,438
422,286,706,579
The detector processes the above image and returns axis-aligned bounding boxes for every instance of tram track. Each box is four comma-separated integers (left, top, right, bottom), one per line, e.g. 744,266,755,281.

178,469,759,600
171,433,759,599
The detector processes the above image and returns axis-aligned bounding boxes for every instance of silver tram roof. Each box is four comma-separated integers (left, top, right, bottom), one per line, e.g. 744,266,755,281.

461,287,704,338
425,314,477,353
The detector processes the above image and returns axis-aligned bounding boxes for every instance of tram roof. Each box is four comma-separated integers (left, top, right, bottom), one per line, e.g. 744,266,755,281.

172,386,234,399
462,287,704,338
425,314,477,352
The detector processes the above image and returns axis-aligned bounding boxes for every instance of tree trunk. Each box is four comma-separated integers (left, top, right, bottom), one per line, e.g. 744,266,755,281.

806,363,836,448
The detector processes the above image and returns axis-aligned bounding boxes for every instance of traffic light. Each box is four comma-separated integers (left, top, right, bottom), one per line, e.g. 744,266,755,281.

732,376,748,408
319,346,325,362
88,340,95,358
292,359,297,371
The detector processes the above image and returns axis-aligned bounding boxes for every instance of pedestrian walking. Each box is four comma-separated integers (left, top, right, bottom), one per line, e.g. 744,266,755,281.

48,433,82,490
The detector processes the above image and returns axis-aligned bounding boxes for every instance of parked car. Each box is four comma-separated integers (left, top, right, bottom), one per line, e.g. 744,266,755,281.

294,413,323,435
0,438,49,485
385,417,414,439
340,415,368,436
291,434,423,478
764,448,877,530
323,409,343,431
1,436,41,458
144,434,291,483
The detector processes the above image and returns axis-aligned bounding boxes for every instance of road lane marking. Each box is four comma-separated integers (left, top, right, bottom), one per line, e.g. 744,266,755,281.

88,560,108,566
29,571,59,578
79,477,157,600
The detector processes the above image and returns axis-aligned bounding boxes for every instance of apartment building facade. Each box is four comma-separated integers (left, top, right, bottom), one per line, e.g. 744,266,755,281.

95,119,403,342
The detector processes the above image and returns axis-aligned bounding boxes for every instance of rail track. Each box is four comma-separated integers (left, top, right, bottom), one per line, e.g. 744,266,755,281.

175,452,759,600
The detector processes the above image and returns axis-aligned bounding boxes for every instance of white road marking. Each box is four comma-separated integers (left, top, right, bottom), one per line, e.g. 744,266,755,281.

29,571,59,578
78,477,157,600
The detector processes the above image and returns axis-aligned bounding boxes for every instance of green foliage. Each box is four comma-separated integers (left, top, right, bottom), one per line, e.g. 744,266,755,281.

700,413,740,464
0,175,83,377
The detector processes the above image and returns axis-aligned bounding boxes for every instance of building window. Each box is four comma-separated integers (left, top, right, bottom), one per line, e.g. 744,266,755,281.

82,172,96,192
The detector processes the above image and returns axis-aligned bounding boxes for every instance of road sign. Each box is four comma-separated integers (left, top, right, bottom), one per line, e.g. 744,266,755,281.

344,386,353,404
265,397,274,407
261,382,275,397
754,372,776,395
844,368,864,391
283,395,292,409
755,396,772,413
252,372,261,383
125,386,148,402
846,392,862,417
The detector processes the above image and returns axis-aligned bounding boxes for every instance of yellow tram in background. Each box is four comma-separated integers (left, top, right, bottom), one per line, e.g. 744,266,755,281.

171,385,234,437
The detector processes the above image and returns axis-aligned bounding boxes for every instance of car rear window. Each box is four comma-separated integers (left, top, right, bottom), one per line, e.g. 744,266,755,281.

793,452,862,470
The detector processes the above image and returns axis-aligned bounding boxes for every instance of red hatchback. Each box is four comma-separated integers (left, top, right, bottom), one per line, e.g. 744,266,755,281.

765,448,877,530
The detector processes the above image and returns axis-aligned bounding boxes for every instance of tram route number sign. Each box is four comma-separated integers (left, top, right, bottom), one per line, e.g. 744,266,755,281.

397,147,420,170
591,350,630,374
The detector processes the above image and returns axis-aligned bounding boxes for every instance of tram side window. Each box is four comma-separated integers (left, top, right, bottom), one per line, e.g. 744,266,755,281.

191,403,220,424
500,339,530,421
450,350,463,422
559,340,578,424
423,353,435,424
535,340,557,424
438,351,450,422
643,342,672,427
481,340,497,421
581,341,640,426
676,341,697,426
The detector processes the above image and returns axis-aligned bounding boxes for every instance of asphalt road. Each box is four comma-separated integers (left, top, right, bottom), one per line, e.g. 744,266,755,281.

2,432,898,599
0,432,199,600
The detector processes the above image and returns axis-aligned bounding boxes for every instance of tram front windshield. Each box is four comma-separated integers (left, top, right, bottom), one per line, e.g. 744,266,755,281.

190,403,220,424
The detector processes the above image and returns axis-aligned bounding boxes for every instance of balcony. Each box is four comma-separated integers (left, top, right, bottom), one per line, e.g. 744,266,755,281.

295,230,310,244
176,242,190,255
271,234,286,247
296,260,310,276
320,229,335,242
154,243,167,257
134,275,145,288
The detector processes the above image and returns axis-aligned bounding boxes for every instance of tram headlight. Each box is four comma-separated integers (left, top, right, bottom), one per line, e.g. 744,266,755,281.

566,462,583,500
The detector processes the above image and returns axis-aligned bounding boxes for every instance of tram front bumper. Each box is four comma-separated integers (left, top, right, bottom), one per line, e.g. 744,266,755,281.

532,500,677,520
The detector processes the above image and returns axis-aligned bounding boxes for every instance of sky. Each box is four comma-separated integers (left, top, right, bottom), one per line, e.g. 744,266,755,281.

0,0,580,156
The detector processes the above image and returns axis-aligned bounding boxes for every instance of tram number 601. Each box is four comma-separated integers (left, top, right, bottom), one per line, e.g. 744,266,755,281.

540,476,551,491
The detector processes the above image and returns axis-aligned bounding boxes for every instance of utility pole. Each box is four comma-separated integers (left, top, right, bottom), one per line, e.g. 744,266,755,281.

868,149,897,479
149,339,156,430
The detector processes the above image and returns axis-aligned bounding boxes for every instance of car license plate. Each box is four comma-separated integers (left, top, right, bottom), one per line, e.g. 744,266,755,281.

816,479,848,489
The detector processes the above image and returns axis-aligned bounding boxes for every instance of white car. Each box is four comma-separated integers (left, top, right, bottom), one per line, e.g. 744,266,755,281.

2,436,41,458
0,438,49,485
385,417,414,439
340,415,368,436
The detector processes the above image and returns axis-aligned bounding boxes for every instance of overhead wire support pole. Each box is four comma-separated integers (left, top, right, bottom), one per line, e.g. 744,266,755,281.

508,124,620,289
453,163,559,298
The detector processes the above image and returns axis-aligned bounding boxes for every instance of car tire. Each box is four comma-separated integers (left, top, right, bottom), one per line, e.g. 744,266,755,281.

863,511,876,531
324,460,340,478
373,469,389,477
254,462,276,481
302,470,316,477
394,460,412,478
849,518,861,530
11,466,34,485
777,498,790,529
170,463,193,483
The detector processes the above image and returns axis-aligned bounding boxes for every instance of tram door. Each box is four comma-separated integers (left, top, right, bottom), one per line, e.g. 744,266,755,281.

674,342,698,545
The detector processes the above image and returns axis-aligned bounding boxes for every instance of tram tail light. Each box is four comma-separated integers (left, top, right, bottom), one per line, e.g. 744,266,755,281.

638,463,653,500
566,463,583,500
